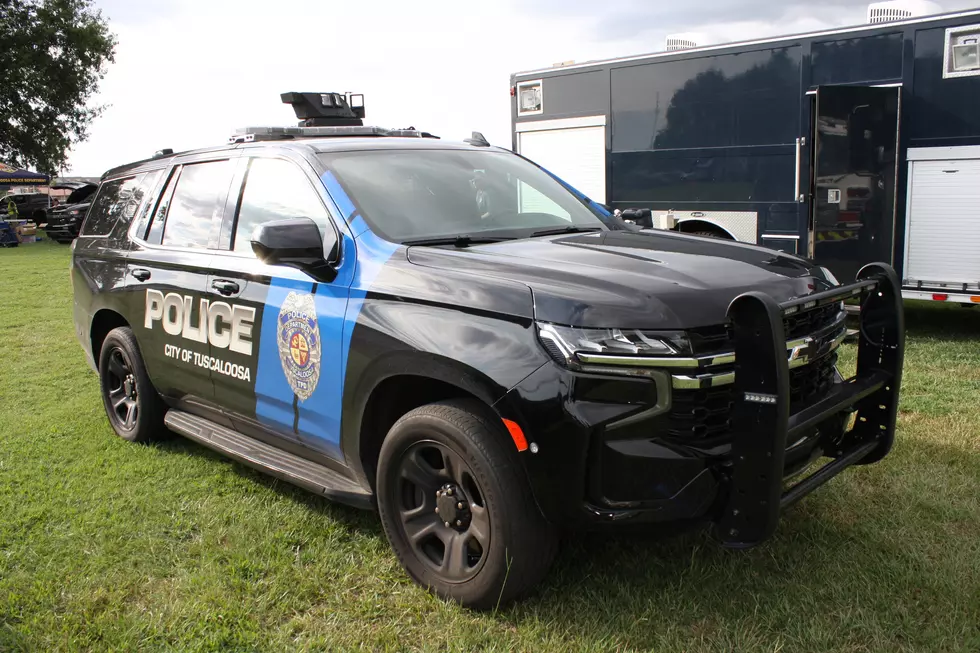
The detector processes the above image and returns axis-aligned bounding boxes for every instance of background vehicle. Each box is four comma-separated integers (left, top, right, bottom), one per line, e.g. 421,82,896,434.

3,192,49,222
71,92,905,609
43,182,98,243
510,5,980,306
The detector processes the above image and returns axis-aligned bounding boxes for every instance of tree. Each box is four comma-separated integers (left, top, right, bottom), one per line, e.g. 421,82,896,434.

0,0,115,173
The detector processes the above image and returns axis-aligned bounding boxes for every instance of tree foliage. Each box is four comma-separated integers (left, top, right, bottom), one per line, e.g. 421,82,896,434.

0,0,115,173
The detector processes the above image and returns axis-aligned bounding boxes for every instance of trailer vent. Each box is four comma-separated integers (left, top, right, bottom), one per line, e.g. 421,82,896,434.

665,34,699,51
867,0,942,24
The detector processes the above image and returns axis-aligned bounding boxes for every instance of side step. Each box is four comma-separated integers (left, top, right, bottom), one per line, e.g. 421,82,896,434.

164,410,373,509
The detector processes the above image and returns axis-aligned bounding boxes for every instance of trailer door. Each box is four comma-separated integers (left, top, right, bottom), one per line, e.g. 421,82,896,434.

810,86,899,283
516,117,606,204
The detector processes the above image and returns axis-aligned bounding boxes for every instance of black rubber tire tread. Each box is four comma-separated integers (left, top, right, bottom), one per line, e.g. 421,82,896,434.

377,398,558,610
690,230,729,239
98,326,169,443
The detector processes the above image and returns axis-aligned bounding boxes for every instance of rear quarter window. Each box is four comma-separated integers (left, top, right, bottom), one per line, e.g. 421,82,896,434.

80,171,162,237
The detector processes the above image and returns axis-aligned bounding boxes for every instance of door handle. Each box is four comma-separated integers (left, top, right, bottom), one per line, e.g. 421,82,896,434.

132,268,151,282
211,279,240,296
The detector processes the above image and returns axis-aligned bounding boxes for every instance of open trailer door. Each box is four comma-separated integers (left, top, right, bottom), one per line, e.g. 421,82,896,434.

809,86,900,283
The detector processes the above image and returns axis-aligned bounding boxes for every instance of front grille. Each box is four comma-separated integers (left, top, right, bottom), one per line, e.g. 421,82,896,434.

667,301,844,442
667,351,838,441
784,302,843,340
688,301,844,356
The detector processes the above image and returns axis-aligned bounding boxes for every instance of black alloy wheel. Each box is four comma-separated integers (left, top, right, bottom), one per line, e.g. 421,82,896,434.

395,440,490,582
98,326,168,443
104,345,140,432
377,399,558,609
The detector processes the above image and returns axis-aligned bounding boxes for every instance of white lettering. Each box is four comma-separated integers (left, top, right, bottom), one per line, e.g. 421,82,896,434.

145,289,164,329
182,297,208,344
207,302,233,350
145,290,257,357
230,305,256,356
162,293,184,336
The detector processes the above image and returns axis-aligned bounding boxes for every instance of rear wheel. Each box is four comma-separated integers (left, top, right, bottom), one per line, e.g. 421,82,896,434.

377,399,557,610
98,327,168,443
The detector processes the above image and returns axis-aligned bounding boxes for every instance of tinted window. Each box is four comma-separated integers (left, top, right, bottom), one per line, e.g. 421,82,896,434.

81,176,141,236
232,158,331,254
160,160,233,249
321,150,607,242
610,47,801,152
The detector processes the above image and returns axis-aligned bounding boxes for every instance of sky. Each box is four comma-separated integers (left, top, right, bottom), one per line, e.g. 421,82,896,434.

66,0,980,175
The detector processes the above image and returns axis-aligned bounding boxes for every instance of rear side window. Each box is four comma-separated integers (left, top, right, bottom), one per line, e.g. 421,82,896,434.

155,160,233,249
80,177,141,236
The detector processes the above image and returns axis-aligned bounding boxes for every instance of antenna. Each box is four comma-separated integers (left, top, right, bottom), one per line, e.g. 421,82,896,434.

464,131,491,147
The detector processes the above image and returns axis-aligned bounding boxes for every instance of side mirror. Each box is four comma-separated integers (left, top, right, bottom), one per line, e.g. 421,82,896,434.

620,208,653,229
251,217,339,281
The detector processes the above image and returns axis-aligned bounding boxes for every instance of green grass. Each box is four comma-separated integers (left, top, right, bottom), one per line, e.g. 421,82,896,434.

1,241,979,652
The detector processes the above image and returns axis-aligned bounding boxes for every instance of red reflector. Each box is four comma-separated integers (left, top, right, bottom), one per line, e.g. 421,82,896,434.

933,293,949,301
510,86,516,97
502,419,528,452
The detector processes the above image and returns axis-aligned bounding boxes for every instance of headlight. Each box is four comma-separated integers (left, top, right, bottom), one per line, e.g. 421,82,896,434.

538,322,677,370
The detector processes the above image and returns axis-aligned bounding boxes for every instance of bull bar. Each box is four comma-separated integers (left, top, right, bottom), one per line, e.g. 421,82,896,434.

713,262,905,548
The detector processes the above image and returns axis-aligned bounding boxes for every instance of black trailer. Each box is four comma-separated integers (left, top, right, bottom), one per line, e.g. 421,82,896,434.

511,9,980,305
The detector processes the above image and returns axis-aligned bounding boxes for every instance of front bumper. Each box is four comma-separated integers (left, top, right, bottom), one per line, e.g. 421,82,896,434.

497,263,905,544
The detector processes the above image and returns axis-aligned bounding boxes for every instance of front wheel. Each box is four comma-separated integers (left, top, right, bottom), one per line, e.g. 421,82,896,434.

377,399,557,610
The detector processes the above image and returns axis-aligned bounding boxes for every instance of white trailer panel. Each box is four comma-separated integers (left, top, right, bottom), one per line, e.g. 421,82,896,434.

904,146,980,291
516,117,606,205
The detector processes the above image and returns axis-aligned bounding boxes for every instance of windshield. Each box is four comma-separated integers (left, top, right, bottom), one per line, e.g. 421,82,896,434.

319,149,612,243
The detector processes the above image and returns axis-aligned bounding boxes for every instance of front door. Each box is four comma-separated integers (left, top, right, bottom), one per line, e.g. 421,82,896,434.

207,155,353,462
810,86,900,283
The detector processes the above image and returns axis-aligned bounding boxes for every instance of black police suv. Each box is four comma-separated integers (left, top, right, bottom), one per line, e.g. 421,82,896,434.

71,92,905,609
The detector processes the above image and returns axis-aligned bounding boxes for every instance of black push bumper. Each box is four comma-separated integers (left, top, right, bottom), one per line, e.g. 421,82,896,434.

713,262,905,548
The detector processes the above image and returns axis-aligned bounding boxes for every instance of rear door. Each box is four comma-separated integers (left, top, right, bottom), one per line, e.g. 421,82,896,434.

207,153,353,461
126,157,237,408
810,86,900,282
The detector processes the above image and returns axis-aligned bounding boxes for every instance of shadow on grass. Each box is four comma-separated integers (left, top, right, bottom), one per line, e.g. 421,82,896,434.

149,436,382,536
904,300,980,341
494,436,980,648
143,407,978,649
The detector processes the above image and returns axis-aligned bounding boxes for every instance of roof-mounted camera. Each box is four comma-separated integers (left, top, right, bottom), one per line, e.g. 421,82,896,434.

280,92,366,127
229,92,440,143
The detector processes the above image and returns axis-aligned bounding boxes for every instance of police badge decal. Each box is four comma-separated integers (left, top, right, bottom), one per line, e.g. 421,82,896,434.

277,292,321,401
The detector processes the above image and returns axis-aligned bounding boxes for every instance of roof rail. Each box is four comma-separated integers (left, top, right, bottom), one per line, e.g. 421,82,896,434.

229,125,439,144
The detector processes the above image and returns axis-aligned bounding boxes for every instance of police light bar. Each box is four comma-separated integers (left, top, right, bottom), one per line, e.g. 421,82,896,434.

228,125,428,144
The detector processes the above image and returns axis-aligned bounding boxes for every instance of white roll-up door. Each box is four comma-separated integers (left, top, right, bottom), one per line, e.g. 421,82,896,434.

905,147,980,287
516,117,606,204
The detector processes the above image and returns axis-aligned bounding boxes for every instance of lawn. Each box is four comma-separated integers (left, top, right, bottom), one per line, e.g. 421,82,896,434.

1,241,979,652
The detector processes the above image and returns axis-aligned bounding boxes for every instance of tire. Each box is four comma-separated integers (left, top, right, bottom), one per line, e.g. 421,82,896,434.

98,326,168,443
691,230,726,239
377,399,558,610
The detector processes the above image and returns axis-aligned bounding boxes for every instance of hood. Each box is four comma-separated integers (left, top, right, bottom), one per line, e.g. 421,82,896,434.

407,230,837,329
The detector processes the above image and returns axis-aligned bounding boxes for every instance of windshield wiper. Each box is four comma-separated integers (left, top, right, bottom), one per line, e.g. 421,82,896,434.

529,226,604,238
401,234,513,248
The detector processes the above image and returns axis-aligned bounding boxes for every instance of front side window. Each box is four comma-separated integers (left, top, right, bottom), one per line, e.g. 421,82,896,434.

232,158,331,254
159,160,233,249
320,149,609,243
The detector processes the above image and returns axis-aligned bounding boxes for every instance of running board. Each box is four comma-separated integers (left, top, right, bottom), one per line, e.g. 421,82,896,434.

164,410,373,509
